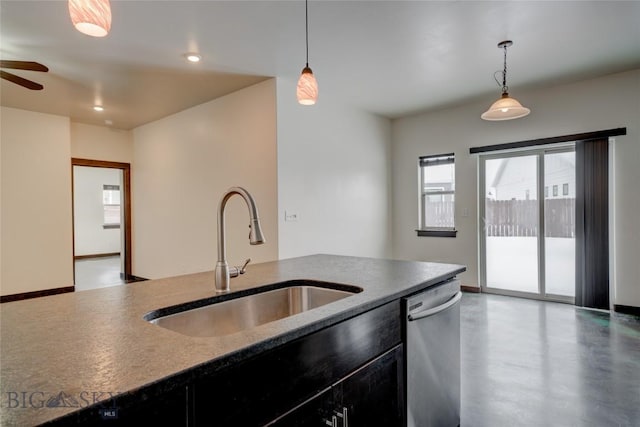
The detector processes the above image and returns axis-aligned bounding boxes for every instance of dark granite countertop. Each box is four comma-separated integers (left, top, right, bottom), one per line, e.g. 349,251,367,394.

0,254,465,426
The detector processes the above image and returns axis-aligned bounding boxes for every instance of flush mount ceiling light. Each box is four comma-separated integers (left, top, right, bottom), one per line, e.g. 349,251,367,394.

68,0,112,37
481,40,530,121
185,53,202,63
296,0,318,105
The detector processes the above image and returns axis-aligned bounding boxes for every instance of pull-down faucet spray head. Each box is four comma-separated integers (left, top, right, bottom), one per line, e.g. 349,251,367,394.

249,217,265,245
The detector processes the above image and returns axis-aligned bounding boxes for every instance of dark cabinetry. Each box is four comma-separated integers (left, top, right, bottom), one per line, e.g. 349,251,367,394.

192,300,402,426
269,344,404,427
333,344,404,426
267,387,333,427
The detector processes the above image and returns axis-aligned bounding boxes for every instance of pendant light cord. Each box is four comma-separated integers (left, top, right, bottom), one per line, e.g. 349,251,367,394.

305,0,309,67
501,44,508,94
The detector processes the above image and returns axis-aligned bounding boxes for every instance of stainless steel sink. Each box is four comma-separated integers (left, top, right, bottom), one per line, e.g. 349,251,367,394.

145,282,361,337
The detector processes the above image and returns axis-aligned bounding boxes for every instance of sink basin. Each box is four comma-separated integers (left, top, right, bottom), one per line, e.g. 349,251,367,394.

144,281,362,337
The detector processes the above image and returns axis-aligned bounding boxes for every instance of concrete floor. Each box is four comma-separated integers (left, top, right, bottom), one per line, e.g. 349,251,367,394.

461,293,640,427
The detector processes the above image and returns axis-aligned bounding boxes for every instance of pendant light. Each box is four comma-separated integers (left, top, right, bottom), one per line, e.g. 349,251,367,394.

296,0,318,105
68,0,112,37
481,40,530,121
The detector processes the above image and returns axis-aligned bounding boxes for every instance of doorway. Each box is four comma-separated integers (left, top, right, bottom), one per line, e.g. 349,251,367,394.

71,158,132,291
479,147,576,303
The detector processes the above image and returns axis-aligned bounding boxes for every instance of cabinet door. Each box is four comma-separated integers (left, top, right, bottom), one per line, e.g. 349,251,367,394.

332,344,405,427
192,301,402,427
265,387,333,427
267,345,404,427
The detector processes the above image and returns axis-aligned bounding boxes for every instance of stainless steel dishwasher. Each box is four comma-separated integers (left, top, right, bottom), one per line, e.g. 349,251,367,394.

404,278,461,427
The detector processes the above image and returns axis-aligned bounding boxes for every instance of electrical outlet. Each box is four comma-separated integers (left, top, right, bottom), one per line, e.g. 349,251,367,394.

285,211,299,222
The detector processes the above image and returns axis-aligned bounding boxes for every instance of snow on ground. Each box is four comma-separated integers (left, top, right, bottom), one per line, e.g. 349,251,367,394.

486,237,575,297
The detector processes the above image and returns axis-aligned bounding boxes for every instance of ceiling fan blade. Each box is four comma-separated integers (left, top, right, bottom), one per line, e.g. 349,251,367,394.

0,60,49,72
0,70,44,90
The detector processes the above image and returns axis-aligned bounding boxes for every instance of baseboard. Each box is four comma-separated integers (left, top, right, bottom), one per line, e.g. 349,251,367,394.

1,286,74,303
74,252,120,260
461,285,481,293
120,273,148,283
614,304,640,316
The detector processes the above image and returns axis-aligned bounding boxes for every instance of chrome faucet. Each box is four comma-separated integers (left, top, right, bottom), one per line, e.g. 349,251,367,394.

215,187,265,293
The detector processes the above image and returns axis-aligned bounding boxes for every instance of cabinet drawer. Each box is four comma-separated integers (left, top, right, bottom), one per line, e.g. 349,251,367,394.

192,300,401,426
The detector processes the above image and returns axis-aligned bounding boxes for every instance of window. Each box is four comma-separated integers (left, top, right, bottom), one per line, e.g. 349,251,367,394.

103,184,121,229
417,153,456,237
553,185,558,197
563,183,569,196
544,186,549,198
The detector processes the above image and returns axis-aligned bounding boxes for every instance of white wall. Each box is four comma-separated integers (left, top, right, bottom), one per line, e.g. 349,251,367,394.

70,123,133,163
1,107,74,295
132,79,279,279
391,69,640,307
73,166,122,256
276,78,392,260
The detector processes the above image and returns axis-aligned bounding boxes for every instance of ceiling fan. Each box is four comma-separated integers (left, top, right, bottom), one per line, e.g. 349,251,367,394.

0,60,49,90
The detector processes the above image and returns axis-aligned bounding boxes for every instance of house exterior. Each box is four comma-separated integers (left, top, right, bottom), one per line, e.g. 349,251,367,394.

486,153,575,202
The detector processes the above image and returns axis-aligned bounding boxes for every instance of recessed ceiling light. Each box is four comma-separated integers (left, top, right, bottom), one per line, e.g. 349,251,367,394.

93,105,104,112
185,53,202,63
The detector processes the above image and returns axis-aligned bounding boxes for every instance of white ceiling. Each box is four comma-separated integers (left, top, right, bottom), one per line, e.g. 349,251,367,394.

1,1,639,130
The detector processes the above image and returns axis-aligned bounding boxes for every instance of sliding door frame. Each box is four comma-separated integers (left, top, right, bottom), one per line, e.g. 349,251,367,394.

479,145,575,304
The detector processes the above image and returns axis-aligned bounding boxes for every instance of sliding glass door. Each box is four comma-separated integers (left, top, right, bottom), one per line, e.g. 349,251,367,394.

480,148,575,303
483,154,539,293
543,151,576,298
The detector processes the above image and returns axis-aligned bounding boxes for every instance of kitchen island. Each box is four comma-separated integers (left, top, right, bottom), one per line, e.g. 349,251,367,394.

0,254,465,426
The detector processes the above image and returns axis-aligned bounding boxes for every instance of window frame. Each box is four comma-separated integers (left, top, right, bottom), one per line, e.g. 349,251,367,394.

102,184,121,229
416,153,457,238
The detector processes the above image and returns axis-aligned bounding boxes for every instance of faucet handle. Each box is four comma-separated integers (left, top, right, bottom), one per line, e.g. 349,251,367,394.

238,258,251,274
230,258,252,278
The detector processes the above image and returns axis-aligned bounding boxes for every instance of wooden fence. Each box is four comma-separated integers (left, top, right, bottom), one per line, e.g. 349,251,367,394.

485,198,575,238
424,200,455,228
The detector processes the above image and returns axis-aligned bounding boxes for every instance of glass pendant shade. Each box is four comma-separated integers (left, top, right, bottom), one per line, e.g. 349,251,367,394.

481,93,530,121
68,0,112,37
297,67,318,105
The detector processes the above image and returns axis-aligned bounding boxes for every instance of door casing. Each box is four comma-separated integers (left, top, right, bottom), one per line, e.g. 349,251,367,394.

71,158,132,286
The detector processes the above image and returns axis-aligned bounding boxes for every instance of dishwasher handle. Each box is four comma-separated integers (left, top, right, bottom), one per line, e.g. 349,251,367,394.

408,291,462,321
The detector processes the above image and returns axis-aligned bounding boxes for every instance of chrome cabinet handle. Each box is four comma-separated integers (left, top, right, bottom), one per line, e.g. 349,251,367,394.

342,407,348,427
334,407,348,427
324,415,338,426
